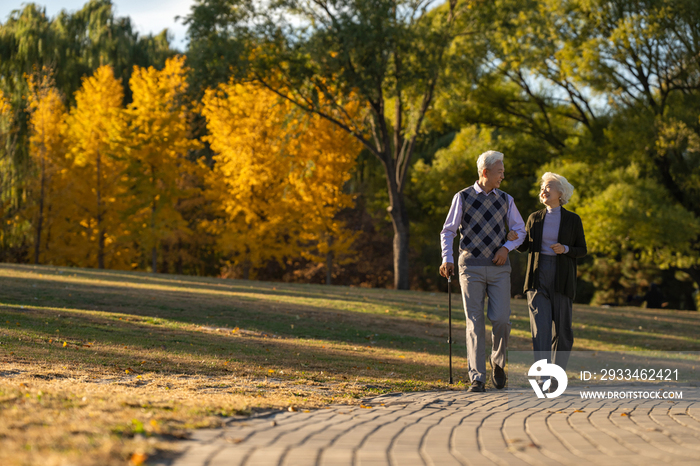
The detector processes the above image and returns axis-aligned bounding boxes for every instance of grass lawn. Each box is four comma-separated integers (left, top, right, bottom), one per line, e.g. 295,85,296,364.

1,263,699,465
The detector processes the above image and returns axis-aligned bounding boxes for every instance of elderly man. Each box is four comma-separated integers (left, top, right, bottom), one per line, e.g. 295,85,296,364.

439,150,525,392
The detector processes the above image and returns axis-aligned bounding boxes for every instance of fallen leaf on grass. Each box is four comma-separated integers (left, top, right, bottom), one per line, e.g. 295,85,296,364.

130,453,148,465
62,342,67,347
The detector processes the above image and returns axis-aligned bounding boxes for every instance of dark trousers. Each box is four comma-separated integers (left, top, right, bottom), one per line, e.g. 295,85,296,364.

526,255,573,372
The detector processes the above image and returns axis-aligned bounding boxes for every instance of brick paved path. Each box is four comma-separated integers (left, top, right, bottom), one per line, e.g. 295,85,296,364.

162,389,700,466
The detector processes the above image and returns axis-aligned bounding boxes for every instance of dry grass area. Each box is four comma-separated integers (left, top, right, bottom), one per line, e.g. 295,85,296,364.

1,263,699,465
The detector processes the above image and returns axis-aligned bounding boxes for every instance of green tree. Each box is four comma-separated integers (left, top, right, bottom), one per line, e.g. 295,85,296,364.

439,0,700,295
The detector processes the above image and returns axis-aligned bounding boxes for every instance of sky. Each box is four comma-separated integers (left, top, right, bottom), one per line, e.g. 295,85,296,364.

0,0,195,51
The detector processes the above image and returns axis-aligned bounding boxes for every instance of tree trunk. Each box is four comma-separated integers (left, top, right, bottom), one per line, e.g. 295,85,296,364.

389,205,410,290
96,151,105,268
176,240,183,275
384,162,410,290
682,266,700,308
151,200,157,273
326,251,333,285
98,227,105,268
34,154,46,264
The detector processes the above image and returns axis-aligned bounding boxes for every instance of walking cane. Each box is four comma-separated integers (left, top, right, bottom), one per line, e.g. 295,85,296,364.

448,274,453,385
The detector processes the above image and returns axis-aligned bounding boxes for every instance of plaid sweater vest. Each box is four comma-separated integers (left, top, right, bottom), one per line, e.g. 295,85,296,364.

458,186,510,266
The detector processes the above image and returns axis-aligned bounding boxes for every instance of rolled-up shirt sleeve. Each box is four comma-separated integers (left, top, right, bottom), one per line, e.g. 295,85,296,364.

502,195,526,251
440,193,462,264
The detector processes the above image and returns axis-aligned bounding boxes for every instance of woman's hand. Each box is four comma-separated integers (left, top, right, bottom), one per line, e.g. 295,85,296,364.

507,230,519,241
551,243,566,254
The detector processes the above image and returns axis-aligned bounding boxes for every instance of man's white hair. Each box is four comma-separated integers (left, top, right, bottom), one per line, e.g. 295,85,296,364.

541,172,574,205
477,150,504,176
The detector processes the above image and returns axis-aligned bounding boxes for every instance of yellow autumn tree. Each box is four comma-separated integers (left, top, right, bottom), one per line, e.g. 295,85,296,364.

202,82,359,281
26,71,68,264
0,89,12,209
0,89,15,252
63,65,132,269
124,56,201,273
0,89,10,134
287,111,360,282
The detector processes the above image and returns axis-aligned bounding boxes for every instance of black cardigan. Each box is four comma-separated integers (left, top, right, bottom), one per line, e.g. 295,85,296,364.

517,207,587,300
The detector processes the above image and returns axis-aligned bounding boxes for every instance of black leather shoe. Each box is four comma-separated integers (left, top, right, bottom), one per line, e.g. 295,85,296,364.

468,380,485,392
491,363,507,389
546,377,559,394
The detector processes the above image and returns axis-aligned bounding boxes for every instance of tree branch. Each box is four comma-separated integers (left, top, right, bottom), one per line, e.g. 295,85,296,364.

398,75,437,192
253,74,378,156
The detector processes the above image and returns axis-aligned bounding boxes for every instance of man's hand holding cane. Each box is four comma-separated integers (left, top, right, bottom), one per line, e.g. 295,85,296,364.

439,262,454,278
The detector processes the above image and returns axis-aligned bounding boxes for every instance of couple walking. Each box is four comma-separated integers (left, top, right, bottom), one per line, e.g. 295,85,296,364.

439,150,587,392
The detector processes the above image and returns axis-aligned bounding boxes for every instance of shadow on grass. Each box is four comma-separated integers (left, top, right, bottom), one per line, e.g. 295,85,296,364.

0,305,465,384
2,264,699,356
0,268,472,355
0,264,436,308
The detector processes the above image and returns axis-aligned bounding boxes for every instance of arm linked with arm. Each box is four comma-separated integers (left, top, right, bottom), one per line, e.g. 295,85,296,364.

502,195,526,252
517,216,532,253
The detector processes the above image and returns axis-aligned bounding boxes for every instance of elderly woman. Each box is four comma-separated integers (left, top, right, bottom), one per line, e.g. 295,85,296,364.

508,172,586,391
